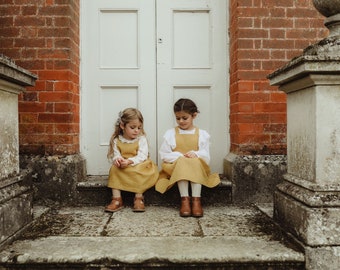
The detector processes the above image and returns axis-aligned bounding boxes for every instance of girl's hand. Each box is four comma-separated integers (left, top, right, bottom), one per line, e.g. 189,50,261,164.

114,157,124,167
119,158,133,168
184,151,198,158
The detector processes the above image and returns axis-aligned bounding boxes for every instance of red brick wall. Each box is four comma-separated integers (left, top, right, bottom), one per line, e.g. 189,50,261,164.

229,0,328,155
0,0,80,155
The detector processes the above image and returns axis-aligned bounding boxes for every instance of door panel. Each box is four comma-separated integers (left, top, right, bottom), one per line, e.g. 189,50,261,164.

156,0,228,173
81,0,157,175
81,0,229,175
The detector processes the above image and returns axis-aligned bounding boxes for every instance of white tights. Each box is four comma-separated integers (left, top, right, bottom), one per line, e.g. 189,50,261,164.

112,189,142,198
177,180,202,197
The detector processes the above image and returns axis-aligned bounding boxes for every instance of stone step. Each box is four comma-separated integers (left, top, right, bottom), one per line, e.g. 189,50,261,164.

76,175,233,206
0,205,305,270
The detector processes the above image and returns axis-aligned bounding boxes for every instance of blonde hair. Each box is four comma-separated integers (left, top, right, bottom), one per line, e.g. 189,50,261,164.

107,108,145,159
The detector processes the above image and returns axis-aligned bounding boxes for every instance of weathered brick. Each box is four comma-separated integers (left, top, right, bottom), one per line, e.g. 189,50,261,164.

14,16,45,27
262,18,294,28
0,27,19,37
270,92,287,103
55,123,79,134
19,102,46,112
22,5,37,15
19,113,38,124
55,102,73,113
14,38,45,48
38,113,73,123
237,103,254,113
229,0,326,154
39,92,73,102
38,70,71,81
20,123,47,134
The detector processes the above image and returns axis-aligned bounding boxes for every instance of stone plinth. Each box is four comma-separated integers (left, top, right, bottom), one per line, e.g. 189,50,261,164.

268,23,340,269
0,87,20,179
0,55,37,247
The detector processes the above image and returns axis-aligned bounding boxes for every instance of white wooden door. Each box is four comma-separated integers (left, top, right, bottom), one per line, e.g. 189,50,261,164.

81,0,229,175
156,0,228,173
81,0,157,175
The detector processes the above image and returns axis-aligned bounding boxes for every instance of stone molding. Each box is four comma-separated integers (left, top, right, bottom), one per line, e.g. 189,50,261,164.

0,55,37,87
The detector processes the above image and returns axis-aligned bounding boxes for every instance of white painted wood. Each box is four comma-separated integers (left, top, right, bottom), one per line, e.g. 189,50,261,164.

81,0,157,175
81,0,229,175
156,0,229,173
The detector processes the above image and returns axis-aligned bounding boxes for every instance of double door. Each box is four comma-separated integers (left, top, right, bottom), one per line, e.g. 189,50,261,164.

81,0,229,175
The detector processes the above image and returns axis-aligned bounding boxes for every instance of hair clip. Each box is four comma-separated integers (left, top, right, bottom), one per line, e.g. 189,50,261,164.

116,111,123,126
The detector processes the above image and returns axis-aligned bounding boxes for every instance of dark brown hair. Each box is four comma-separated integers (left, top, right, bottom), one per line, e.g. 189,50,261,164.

173,98,199,115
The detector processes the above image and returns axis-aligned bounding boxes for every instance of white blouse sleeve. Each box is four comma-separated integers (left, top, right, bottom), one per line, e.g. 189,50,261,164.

193,129,211,164
128,135,149,166
107,138,122,164
159,129,183,163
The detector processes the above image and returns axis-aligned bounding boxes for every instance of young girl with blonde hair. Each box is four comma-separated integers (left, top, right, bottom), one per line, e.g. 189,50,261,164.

106,108,158,212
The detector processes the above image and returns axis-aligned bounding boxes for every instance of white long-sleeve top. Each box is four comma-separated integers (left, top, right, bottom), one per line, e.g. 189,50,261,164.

159,127,211,164
109,135,148,166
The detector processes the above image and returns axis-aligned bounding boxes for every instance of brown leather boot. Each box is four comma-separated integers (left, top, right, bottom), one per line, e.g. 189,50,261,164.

192,197,203,217
133,196,145,212
105,197,123,212
180,196,191,217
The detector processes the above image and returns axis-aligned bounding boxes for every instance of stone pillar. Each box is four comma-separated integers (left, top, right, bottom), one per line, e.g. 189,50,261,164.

0,55,37,247
268,1,340,269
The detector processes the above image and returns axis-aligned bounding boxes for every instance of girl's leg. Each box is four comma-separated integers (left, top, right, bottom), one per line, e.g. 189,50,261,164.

177,180,189,197
105,189,123,212
135,193,143,198
112,189,121,198
191,183,203,218
190,182,202,197
177,180,191,217
133,193,145,212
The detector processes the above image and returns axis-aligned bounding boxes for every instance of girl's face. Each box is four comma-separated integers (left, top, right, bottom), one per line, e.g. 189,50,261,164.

175,111,197,130
120,119,142,140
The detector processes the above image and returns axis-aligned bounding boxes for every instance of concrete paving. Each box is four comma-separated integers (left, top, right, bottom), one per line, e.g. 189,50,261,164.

0,204,305,269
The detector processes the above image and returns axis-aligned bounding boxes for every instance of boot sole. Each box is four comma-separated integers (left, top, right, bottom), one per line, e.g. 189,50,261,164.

105,206,124,213
180,212,191,217
133,209,145,212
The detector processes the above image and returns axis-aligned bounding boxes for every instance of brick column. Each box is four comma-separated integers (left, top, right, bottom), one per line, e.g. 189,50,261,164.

226,0,327,203
0,1,85,204
0,0,80,154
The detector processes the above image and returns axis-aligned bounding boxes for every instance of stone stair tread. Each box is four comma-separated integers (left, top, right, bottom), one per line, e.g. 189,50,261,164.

0,205,304,269
0,236,304,265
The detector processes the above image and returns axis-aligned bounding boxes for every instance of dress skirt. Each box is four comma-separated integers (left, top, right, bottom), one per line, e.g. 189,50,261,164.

108,159,159,194
155,156,220,194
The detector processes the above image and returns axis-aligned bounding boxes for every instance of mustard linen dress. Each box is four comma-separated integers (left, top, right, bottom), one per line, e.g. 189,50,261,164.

107,137,159,194
155,127,220,193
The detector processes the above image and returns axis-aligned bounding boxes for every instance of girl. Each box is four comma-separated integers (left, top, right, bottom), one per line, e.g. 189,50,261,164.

155,98,220,217
106,108,159,212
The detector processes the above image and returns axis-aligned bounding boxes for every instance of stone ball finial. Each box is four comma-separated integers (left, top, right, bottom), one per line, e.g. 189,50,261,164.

313,0,340,17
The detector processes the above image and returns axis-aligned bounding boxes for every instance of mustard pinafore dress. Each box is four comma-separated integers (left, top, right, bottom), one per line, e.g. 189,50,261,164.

155,127,220,193
108,138,159,193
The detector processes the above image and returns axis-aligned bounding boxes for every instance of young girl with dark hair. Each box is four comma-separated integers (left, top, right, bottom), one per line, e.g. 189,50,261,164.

156,99,220,217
